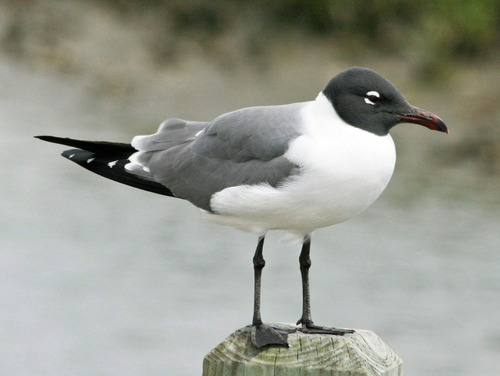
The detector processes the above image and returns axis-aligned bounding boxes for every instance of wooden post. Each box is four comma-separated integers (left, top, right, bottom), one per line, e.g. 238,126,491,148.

203,324,402,376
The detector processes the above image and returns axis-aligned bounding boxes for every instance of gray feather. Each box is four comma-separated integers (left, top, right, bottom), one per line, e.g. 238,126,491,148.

131,103,305,211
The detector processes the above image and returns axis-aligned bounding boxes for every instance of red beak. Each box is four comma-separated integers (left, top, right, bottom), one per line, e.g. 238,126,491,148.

394,107,448,134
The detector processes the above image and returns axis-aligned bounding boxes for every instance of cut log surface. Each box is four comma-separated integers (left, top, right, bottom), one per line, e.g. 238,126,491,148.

203,324,402,376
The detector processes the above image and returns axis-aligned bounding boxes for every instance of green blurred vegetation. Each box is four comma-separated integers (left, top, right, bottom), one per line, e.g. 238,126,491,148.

102,0,499,78
2,0,498,81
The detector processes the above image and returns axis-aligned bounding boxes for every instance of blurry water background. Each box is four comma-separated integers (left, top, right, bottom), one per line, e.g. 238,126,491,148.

1,1,499,375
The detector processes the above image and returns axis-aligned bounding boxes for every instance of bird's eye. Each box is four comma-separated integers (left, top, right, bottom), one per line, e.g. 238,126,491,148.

364,91,381,105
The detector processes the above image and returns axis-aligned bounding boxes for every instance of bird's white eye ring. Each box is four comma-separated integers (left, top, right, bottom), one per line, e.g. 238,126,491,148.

364,91,381,105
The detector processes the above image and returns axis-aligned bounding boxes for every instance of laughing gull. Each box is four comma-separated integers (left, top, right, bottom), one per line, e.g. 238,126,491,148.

37,67,448,348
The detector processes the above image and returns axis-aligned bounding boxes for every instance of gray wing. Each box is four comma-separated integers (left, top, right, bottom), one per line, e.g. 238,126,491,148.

131,103,305,211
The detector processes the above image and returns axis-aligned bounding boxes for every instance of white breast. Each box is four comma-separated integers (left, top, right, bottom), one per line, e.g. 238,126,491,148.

209,93,396,238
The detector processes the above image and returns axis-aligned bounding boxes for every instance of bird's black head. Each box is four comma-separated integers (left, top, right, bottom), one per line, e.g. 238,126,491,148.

323,67,448,136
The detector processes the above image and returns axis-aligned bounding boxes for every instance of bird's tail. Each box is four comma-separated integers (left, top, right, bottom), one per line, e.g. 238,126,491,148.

35,136,174,197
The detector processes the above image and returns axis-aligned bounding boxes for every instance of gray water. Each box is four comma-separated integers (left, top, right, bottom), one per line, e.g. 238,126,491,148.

1,58,499,376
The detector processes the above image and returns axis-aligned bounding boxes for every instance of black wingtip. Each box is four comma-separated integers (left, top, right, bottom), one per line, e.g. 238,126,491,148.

35,135,75,145
37,136,175,198
35,135,54,141
61,149,174,197
35,135,136,159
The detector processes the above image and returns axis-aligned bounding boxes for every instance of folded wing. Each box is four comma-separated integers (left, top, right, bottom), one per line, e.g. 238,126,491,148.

127,103,305,211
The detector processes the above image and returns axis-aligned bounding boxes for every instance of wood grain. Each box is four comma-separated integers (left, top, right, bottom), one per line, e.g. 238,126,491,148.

203,324,402,376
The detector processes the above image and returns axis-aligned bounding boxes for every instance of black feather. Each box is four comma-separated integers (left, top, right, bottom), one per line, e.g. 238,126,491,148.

36,135,175,197
35,135,136,159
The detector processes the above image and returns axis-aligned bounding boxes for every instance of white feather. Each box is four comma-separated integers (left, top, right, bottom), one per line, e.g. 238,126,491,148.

208,93,396,238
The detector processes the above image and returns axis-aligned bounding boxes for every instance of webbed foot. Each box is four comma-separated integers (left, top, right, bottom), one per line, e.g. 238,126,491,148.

297,319,354,335
251,323,295,348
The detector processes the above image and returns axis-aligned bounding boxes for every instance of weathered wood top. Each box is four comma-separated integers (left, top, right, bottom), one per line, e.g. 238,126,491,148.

203,324,402,376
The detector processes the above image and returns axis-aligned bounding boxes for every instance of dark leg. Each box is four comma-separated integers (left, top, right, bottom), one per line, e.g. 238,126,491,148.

296,236,354,335
252,235,266,327
250,235,292,348
297,236,313,326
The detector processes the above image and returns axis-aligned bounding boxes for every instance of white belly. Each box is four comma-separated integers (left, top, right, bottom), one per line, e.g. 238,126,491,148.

209,132,395,237
208,94,396,238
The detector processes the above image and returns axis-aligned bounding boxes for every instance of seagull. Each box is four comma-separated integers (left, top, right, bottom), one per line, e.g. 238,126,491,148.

37,67,448,348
